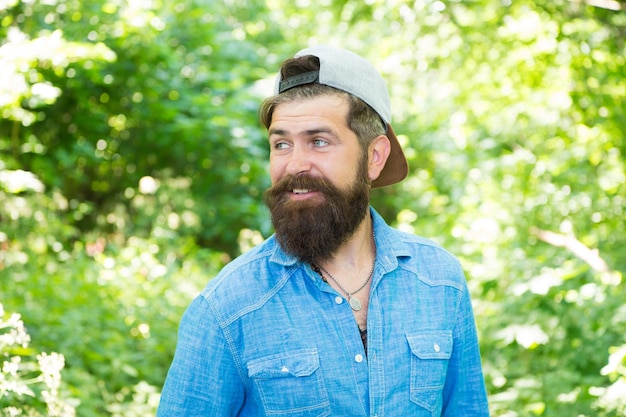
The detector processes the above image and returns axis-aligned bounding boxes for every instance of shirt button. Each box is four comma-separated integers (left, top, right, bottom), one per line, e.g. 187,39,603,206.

355,354,364,363
335,296,343,304
434,343,440,352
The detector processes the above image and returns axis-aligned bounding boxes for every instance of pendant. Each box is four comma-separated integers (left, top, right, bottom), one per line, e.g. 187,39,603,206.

349,296,362,311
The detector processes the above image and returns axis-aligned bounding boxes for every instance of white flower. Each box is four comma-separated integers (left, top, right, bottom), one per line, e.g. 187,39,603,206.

1,406,23,416
0,378,35,397
0,304,76,416
2,356,21,376
41,390,77,417
37,352,65,390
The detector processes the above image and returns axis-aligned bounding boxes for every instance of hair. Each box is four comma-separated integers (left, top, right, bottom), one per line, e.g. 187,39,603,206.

259,55,386,153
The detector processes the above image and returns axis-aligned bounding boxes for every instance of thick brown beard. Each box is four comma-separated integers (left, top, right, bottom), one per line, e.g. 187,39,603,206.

263,156,371,265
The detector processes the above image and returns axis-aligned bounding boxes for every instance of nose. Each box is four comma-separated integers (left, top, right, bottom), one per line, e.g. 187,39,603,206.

285,145,312,177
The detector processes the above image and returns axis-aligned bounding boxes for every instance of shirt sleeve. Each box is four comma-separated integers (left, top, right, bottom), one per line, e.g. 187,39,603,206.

156,294,245,416
441,279,490,416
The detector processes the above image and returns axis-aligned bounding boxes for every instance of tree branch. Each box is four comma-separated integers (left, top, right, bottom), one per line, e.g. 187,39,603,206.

571,0,625,11
530,227,611,272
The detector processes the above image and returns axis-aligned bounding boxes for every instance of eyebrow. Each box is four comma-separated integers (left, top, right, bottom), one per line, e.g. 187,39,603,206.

268,127,338,138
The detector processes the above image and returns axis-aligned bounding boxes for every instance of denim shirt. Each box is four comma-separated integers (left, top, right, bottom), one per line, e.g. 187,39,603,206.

157,208,489,416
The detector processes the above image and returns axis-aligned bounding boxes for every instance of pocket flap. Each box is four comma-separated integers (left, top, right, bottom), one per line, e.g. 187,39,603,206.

407,331,453,360
247,349,320,379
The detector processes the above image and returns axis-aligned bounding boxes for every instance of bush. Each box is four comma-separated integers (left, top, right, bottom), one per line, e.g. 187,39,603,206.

0,302,76,417
0,168,225,415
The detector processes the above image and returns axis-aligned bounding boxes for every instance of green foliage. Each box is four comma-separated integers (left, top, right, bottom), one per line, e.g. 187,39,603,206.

1,0,280,256
1,302,76,416
0,168,225,415
1,0,625,415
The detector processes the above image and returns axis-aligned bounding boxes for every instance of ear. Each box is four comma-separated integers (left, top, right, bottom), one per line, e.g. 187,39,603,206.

368,135,391,182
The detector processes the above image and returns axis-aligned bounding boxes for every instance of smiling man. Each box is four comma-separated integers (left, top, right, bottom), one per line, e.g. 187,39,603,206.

156,45,489,416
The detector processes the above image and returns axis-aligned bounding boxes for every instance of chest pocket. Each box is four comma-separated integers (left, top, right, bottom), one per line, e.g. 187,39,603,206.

407,331,453,413
247,348,330,417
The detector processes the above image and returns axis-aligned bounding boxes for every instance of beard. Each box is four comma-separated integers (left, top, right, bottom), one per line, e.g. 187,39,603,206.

263,155,371,265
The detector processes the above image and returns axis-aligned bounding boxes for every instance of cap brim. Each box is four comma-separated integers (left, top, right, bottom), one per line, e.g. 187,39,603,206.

372,124,408,188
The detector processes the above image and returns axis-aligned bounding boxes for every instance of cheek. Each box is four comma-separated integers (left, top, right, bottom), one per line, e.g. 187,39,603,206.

268,158,284,184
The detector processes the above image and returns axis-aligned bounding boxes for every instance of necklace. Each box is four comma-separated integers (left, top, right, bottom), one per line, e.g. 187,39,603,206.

314,231,376,312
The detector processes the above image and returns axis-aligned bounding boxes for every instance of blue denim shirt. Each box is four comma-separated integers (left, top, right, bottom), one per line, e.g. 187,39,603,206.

157,208,489,416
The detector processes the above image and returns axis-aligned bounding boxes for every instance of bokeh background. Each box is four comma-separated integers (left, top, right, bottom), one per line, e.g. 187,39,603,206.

1,0,625,415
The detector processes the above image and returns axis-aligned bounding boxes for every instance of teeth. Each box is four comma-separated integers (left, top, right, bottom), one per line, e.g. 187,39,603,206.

293,189,310,194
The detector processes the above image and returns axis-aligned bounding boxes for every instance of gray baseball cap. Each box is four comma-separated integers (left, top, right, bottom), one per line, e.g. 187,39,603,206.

274,45,409,188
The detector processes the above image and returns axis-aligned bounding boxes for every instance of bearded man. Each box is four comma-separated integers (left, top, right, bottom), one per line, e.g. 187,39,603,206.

157,45,490,417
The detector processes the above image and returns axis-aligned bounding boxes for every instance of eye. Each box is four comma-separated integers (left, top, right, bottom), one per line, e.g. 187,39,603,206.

272,141,290,150
313,138,329,147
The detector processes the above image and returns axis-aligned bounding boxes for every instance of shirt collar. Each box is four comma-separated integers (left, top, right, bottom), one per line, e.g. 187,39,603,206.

268,207,412,271
370,207,412,273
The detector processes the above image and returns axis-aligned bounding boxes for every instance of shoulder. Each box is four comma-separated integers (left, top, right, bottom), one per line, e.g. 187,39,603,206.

373,213,465,289
399,229,460,266
198,235,297,325
395,228,462,267
373,208,460,266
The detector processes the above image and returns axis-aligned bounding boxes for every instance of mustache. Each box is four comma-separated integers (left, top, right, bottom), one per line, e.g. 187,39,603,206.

267,174,339,196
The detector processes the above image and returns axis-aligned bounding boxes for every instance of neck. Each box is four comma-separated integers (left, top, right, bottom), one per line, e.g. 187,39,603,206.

319,213,375,272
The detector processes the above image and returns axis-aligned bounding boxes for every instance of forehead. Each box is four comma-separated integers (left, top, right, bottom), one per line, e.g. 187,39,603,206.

270,94,350,129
